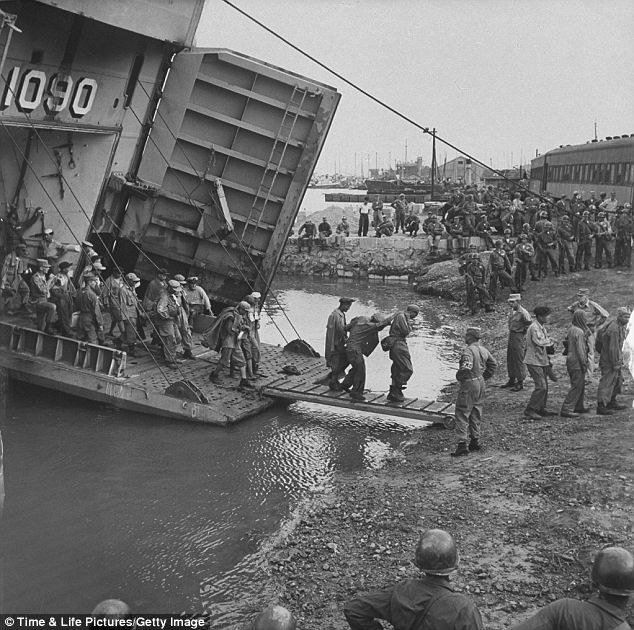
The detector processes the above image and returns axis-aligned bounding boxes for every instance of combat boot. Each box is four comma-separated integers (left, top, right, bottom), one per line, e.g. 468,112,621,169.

387,385,405,403
596,403,613,416
607,400,627,411
182,349,194,360
468,438,481,451
451,442,469,457
209,371,222,384
239,378,254,389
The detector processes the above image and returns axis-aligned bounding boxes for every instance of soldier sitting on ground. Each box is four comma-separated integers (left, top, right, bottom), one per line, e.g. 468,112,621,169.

297,219,317,252
404,209,420,236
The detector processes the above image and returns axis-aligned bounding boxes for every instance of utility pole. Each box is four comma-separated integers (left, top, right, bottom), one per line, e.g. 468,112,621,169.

594,120,598,141
430,128,437,200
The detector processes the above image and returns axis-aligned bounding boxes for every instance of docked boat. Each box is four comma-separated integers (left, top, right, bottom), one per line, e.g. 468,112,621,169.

0,0,454,426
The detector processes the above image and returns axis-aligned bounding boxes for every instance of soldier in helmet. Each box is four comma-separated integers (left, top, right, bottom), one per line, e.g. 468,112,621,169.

514,233,535,291
557,215,576,274
488,240,516,301
460,251,495,315
613,204,633,268
575,210,595,272
594,211,614,268
248,605,297,630
536,220,560,279
510,546,633,629
344,529,483,629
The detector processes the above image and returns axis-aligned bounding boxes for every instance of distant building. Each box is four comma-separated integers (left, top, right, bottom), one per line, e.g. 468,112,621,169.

439,157,493,184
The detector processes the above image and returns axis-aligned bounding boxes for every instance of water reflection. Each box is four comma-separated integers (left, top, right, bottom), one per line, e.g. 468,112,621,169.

0,277,458,623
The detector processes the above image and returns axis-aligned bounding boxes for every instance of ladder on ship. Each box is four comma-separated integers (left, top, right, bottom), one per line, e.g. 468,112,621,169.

241,85,309,244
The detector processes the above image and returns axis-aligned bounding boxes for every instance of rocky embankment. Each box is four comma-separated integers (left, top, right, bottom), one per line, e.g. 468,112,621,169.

243,266,634,630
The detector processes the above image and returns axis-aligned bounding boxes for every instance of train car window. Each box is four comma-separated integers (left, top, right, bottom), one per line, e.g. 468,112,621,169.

609,164,616,185
615,163,623,185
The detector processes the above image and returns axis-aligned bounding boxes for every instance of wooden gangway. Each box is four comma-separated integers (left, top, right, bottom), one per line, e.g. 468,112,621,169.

0,317,455,426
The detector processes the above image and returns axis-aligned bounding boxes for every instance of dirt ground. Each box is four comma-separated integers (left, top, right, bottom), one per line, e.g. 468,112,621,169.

257,267,634,629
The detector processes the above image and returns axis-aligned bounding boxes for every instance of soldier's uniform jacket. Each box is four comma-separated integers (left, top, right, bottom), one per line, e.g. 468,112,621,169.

156,293,181,321
595,218,614,239
464,260,487,285
502,237,515,256
538,226,558,248
77,286,103,324
515,241,535,262
557,223,575,241
613,214,634,238
30,271,51,301
489,249,511,272
576,220,595,243
456,341,497,382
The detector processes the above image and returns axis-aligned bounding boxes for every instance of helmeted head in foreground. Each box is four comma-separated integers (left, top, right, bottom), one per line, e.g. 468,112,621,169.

250,605,297,630
414,528,460,576
591,547,634,597
91,599,130,617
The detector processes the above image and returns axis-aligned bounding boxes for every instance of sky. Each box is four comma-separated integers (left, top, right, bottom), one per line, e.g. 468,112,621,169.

195,0,634,175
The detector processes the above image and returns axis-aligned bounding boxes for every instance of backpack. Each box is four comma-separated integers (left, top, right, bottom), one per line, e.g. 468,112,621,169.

595,320,610,354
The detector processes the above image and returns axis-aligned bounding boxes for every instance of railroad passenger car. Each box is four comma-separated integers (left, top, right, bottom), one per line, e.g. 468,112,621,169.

529,136,634,204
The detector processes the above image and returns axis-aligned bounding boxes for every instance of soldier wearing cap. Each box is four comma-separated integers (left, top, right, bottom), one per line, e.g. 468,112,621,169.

156,279,186,366
502,294,532,392
183,276,212,326
117,273,142,357
613,203,633,268
340,311,395,401
142,267,168,345
77,273,104,344
171,274,193,360
451,326,497,456
336,216,350,237
325,297,355,390
391,193,408,234
599,190,619,216
243,291,262,377
78,256,106,290
38,227,75,265
344,529,483,629
510,546,634,630
595,307,631,415
49,261,76,336
102,268,125,338
384,304,419,402
206,301,254,388
567,289,608,377
29,259,56,333
524,306,556,420
81,240,98,260
1,243,31,314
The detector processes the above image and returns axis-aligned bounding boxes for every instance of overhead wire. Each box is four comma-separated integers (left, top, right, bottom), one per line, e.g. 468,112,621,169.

219,0,547,200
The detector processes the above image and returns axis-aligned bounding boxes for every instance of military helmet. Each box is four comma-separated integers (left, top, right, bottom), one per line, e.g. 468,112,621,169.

598,212,606,218
591,547,634,596
583,210,590,216
415,529,460,575
561,215,570,221
252,605,297,630
540,210,549,218
503,228,512,234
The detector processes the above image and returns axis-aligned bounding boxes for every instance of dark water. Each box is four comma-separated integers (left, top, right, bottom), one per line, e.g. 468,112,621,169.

0,278,458,623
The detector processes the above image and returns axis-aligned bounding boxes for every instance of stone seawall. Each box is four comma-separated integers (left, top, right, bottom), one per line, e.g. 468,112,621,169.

278,235,485,280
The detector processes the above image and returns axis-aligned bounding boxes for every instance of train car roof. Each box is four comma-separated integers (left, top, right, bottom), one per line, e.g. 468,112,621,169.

542,136,634,158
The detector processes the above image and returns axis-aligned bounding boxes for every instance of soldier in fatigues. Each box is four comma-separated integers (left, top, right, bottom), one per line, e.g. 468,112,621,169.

325,297,354,390
1,243,31,314
451,326,497,457
155,279,184,367
118,273,142,357
49,261,76,337
614,204,633,268
460,252,494,315
510,546,633,630
30,259,56,333
77,274,104,344
344,529,483,630
557,215,576,273
488,240,516,301
384,305,419,402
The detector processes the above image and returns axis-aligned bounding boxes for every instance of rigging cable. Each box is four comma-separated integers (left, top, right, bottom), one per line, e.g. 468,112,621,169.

126,99,297,344
219,0,546,199
0,116,182,386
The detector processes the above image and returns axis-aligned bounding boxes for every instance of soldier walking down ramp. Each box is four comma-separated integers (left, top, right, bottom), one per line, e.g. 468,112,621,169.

451,327,497,457
344,529,483,629
341,312,395,401
383,304,418,402
325,297,354,390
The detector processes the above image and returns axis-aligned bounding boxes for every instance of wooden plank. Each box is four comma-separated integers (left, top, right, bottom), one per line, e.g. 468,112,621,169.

417,399,437,410
400,397,419,408
423,401,450,413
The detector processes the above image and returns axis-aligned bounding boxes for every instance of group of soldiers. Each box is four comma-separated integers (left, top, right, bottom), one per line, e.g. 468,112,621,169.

325,297,419,403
